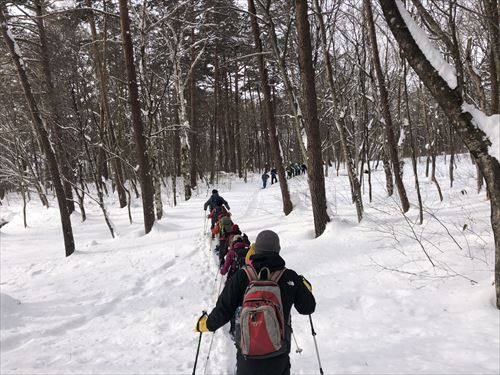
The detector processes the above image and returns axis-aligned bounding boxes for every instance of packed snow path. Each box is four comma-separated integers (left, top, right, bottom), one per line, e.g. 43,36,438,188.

1,160,499,374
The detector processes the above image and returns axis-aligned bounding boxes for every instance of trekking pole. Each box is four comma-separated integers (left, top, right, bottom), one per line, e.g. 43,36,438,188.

203,332,216,375
204,276,223,375
212,267,219,292
292,331,303,354
193,311,207,375
309,315,324,375
216,273,224,296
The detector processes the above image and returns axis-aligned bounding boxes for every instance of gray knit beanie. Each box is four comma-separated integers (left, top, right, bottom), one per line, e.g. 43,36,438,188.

254,230,281,254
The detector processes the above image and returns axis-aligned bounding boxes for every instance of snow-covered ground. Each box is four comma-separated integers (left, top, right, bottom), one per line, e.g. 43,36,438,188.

1,156,499,374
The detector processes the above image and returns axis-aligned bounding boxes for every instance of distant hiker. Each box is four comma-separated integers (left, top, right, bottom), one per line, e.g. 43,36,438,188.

301,163,307,175
221,234,250,278
195,230,316,375
286,165,294,179
270,168,277,184
212,214,234,266
294,163,301,176
208,206,229,238
225,224,242,251
204,189,230,230
262,172,270,189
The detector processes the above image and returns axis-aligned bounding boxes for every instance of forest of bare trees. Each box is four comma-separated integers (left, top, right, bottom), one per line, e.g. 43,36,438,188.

0,0,498,307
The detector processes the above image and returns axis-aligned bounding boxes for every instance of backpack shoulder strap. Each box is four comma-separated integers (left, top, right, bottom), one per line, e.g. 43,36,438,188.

243,265,258,282
269,268,287,283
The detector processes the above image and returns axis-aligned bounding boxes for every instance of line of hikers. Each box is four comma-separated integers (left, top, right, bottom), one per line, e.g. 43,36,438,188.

199,189,316,375
261,163,307,189
286,163,307,179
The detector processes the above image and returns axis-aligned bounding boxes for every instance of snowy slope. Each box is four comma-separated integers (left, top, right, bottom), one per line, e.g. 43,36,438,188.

1,158,499,374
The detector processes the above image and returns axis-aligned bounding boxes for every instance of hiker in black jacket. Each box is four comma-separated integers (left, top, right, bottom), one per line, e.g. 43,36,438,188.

270,168,277,184
204,189,230,229
196,230,316,375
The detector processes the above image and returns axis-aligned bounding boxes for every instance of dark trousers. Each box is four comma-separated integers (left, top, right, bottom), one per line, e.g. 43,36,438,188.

263,179,268,188
218,239,228,265
236,351,290,375
271,175,277,184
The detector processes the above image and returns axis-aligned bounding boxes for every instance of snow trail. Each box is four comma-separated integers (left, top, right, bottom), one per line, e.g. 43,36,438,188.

1,158,499,374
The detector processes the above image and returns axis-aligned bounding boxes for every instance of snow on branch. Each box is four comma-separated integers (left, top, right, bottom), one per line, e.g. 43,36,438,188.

462,103,500,162
3,21,26,68
395,0,457,90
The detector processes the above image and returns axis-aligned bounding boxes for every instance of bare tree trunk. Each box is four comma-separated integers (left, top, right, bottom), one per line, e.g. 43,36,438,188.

420,88,443,201
175,84,192,200
449,127,455,187
75,162,87,222
86,0,127,208
295,0,330,235
172,173,177,207
248,0,293,216
382,142,394,196
235,64,243,178
256,2,308,163
220,59,230,172
314,0,363,222
81,127,115,238
189,26,198,189
483,0,500,114
14,144,27,228
154,173,163,220
365,0,410,213
34,0,75,214
378,0,500,309
225,66,236,173
0,6,75,256
256,87,271,167
209,50,217,185
119,0,155,234
404,63,423,224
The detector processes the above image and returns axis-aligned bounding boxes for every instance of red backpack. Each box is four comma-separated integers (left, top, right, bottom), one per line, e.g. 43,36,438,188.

239,266,287,359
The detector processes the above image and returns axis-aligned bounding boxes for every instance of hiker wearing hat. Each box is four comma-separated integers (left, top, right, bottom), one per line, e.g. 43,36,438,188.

195,230,316,375
204,189,230,230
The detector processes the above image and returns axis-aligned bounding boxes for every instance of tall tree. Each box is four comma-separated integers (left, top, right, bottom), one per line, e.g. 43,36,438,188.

483,0,500,114
313,0,363,223
248,0,293,215
365,0,410,213
0,6,75,256
294,0,330,236
118,0,155,234
85,0,127,208
33,0,75,214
